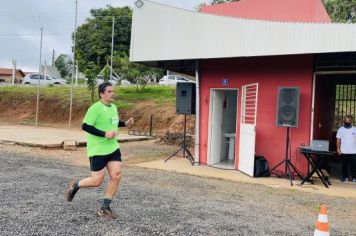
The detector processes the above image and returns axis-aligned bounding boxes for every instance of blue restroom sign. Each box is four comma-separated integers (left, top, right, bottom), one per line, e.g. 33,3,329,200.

222,79,229,86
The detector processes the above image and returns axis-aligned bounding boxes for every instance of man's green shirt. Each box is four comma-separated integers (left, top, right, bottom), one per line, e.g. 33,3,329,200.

83,101,120,157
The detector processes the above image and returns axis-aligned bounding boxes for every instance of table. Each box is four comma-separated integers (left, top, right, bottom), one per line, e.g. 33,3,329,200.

299,148,335,188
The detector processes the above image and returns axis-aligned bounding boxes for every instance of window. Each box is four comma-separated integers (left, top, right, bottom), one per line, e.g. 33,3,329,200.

30,74,40,80
334,84,356,131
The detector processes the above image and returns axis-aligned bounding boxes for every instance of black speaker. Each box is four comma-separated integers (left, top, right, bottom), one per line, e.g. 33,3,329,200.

254,155,270,177
176,82,196,114
276,87,300,127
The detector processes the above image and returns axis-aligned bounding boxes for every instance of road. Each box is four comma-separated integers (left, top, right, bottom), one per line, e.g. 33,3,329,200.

0,149,355,235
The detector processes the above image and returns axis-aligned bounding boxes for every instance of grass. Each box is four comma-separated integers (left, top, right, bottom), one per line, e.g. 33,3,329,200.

116,86,176,107
0,85,176,110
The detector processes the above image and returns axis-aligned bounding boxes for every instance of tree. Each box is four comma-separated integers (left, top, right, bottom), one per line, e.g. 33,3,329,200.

83,61,98,102
75,6,132,81
74,5,163,94
325,0,356,23
54,54,73,78
116,55,163,93
197,0,239,11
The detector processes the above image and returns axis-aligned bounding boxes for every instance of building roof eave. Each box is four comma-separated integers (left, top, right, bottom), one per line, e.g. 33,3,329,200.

130,0,356,71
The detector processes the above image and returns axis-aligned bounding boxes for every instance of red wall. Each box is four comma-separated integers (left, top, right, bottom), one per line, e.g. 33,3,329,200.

200,0,331,23
199,55,314,175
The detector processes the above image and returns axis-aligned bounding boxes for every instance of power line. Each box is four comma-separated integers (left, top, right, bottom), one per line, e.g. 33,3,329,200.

0,33,73,36
0,19,132,23
0,14,132,18
0,19,132,24
0,30,132,36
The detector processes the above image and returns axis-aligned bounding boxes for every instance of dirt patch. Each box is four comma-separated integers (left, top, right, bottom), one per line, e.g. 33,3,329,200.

0,95,195,134
120,101,195,135
0,94,88,128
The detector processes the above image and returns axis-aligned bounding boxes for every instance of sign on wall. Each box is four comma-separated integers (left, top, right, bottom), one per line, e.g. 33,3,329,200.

222,79,229,86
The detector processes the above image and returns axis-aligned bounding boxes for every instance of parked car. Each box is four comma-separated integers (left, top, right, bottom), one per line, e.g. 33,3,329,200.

159,75,194,85
120,79,131,86
22,74,68,85
96,75,119,86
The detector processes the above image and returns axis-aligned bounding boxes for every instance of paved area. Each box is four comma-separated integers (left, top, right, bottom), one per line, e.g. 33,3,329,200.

1,149,356,236
0,125,151,148
136,158,356,199
1,124,355,201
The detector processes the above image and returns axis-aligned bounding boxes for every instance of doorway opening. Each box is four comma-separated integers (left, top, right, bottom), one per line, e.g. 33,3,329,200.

208,89,238,169
313,73,356,179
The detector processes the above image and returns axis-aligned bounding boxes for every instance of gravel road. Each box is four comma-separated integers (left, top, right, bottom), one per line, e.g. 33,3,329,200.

0,149,355,236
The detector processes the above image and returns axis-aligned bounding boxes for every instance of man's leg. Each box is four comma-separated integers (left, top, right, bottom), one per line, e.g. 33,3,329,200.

66,155,109,202
65,169,105,202
79,170,106,187
341,154,350,181
105,161,122,198
351,154,356,182
97,161,122,219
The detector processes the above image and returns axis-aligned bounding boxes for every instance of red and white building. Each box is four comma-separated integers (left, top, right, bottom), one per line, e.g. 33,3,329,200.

130,0,356,177
0,68,26,83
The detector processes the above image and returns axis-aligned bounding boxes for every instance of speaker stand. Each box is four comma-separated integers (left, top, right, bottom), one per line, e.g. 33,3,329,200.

268,127,303,186
165,114,194,165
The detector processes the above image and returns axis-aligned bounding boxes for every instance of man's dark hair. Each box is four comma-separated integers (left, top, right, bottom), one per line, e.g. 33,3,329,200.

98,82,112,98
345,115,353,120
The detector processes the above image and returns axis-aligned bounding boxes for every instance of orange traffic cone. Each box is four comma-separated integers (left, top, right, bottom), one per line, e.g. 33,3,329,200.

314,204,330,236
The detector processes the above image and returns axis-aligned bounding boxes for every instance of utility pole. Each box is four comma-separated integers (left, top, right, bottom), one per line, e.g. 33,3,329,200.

75,64,78,85
11,60,16,84
69,0,78,129
110,16,115,80
52,49,55,66
35,27,43,128
44,61,47,77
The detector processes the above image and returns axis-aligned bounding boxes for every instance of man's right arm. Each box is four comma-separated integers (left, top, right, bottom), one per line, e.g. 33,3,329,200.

82,123,116,139
336,138,341,155
82,123,105,137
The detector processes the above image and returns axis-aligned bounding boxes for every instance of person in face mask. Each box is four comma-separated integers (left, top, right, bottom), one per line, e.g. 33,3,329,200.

336,115,356,183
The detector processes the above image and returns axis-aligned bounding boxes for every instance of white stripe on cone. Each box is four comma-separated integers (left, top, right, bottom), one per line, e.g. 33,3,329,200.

318,214,328,223
314,229,330,236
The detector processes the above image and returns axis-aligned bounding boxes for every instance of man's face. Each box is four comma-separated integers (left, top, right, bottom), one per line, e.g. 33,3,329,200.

100,86,115,103
345,117,352,125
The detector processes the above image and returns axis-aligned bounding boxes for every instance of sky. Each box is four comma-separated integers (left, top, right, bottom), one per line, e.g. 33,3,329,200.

0,0,207,72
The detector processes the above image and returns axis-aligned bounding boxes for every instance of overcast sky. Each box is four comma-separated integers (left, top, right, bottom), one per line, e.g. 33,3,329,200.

0,0,206,72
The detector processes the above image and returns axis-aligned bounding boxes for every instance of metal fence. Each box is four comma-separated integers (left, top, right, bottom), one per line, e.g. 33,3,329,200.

334,84,356,130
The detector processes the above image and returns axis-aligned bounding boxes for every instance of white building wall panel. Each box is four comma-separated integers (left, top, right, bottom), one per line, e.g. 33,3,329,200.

130,0,356,62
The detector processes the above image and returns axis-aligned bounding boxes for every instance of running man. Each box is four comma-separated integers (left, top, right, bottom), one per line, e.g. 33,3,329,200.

65,82,134,219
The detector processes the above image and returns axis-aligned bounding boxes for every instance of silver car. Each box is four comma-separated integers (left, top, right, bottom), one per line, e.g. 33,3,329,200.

96,75,120,86
159,75,193,85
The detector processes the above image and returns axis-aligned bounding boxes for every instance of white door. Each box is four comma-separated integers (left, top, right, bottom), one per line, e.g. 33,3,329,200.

238,83,258,176
208,90,224,165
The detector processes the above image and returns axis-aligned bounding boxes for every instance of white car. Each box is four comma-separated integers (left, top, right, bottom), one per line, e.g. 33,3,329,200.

22,74,68,85
120,79,131,86
97,76,119,86
159,75,193,85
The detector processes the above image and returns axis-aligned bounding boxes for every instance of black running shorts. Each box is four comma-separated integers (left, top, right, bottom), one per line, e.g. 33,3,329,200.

89,149,122,172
